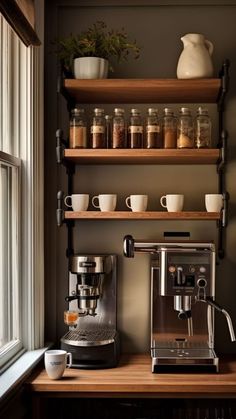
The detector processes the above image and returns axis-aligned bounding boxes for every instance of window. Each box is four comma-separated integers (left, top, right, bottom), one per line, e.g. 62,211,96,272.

0,12,44,370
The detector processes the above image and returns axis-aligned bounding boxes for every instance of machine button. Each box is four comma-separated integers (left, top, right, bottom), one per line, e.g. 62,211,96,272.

189,266,195,273
199,266,206,273
169,266,176,273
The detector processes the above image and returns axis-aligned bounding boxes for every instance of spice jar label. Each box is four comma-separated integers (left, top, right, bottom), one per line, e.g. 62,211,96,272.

146,125,160,133
128,126,143,134
91,126,105,134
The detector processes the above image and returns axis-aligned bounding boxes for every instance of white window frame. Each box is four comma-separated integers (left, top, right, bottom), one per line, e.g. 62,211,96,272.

0,1,44,373
0,151,21,367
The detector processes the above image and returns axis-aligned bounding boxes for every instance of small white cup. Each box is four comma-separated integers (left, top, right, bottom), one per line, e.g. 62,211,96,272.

125,195,148,212
160,194,184,212
92,194,117,211
64,194,89,211
44,349,72,380
205,194,223,212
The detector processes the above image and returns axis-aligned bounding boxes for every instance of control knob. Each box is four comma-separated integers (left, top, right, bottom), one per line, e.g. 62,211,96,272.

197,278,207,288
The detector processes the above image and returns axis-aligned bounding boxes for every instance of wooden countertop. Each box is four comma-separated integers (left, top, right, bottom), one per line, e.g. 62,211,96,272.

27,354,236,398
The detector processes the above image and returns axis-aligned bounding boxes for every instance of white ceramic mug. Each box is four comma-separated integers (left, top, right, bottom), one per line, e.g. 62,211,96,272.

160,194,184,212
125,195,148,212
64,194,89,211
44,349,72,380
92,194,117,211
205,194,223,212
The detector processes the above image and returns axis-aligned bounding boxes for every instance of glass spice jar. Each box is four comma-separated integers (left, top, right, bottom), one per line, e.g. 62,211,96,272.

69,108,87,148
177,107,194,149
91,108,106,148
194,107,212,148
161,108,177,148
105,115,113,148
144,108,162,148
128,108,143,148
112,108,126,148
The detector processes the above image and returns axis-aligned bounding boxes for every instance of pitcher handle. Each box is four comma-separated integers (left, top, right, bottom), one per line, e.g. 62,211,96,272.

205,40,214,56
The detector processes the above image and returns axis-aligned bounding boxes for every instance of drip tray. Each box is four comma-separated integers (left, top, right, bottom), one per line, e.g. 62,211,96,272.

61,329,116,347
151,348,219,372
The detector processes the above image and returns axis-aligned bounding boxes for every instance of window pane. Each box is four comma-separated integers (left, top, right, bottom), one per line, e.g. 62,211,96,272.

0,158,21,363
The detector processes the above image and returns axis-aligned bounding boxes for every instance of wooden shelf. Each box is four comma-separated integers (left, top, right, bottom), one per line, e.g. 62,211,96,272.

64,78,221,104
65,211,220,220
64,148,220,165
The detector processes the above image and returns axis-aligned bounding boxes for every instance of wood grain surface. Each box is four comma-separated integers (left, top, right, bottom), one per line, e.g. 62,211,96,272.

64,79,220,104
27,354,236,397
64,148,220,165
64,211,220,220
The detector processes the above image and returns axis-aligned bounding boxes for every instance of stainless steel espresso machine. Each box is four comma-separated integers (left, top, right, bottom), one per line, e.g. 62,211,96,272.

61,254,120,369
124,235,235,372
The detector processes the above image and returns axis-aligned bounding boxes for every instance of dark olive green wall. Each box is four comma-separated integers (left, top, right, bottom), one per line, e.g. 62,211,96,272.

45,0,236,354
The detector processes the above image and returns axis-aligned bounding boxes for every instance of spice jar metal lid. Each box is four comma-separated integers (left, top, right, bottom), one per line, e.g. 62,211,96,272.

163,107,174,116
130,108,140,115
71,107,84,114
148,108,158,115
114,108,125,115
94,108,104,115
197,106,209,115
179,107,191,115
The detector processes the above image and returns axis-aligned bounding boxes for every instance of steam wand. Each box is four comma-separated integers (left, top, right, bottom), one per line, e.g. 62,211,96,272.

197,296,236,342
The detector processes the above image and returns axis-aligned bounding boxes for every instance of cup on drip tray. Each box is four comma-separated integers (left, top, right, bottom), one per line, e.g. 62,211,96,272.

64,310,79,326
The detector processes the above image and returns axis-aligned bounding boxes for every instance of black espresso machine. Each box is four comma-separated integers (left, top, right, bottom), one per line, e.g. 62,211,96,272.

124,235,235,372
61,254,120,369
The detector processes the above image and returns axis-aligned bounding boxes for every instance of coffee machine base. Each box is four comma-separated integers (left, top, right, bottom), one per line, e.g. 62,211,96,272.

61,331,120,369
151,348,219,373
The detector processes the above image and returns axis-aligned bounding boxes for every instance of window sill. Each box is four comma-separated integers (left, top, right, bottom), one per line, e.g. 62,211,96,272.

0,345,51,401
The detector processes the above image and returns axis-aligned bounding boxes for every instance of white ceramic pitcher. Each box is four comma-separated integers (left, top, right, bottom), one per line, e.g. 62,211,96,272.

177,33,214,79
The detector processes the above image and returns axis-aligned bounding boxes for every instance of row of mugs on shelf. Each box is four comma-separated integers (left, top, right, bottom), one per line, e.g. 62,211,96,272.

64,193,224,213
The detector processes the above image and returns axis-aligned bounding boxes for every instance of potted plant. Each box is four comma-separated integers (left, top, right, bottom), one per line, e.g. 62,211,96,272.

55,21,140,79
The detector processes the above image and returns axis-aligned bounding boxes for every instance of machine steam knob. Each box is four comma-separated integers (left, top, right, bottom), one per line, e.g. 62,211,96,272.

197,278,207,288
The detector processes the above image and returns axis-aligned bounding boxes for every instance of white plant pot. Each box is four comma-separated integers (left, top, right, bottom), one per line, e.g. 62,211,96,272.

73,57,109,79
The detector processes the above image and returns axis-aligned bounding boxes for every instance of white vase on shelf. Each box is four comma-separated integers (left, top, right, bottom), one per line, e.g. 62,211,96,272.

177,33,214,79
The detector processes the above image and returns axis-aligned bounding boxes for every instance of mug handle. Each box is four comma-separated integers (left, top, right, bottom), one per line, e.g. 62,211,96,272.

92,196,100,208
160,195,167,208
64,196,72,208
66,352,72,368
125,196,131,209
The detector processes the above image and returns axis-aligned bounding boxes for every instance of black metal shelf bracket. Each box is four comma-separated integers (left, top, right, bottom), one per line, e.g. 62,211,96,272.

216,59,230,259
217,59,230,146
56,190,64,227
217,130,227,179
56,128,75,178
56,190,74,256
56,128,66,164
217,191,230,260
